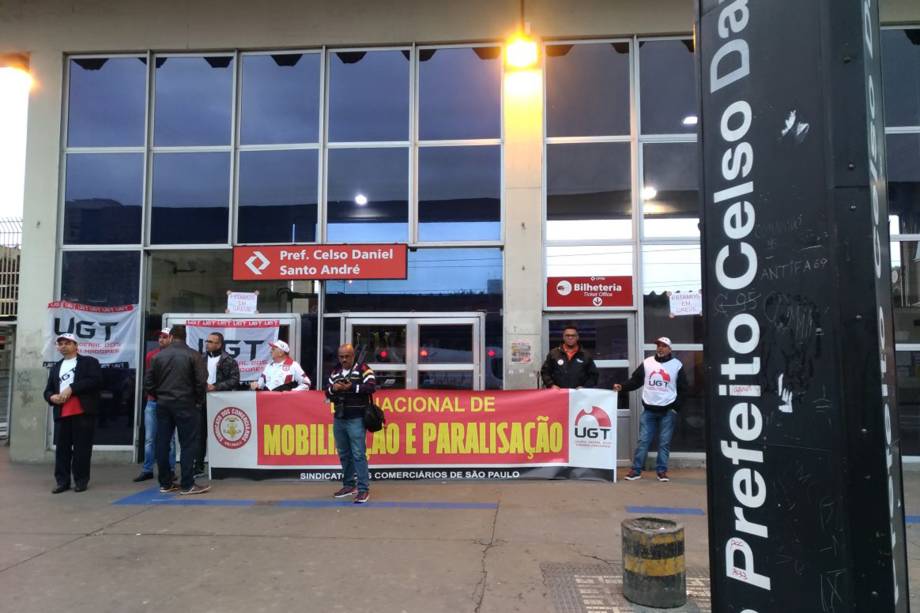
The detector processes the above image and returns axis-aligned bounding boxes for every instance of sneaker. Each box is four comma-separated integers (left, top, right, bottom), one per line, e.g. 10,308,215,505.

624,469,642,481
193,469,207,479
657,471,670,482
333,486,357,498
179,484,211,496
132,472,154,483
354,491,370,504
159,483,179,494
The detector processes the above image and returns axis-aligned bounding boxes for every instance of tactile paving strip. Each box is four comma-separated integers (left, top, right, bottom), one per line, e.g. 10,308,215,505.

541,562,711,613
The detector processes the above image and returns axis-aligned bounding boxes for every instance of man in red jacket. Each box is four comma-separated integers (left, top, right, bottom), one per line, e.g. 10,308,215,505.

133,328,176,482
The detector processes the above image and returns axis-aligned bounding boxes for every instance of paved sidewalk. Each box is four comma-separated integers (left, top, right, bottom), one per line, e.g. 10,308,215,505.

0,446,917,612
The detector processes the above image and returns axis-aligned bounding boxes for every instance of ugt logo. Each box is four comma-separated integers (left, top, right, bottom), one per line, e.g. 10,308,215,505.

574,406,613,441
647,368,671,388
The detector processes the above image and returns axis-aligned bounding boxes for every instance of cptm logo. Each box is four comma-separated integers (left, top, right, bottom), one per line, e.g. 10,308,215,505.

574,406,613,441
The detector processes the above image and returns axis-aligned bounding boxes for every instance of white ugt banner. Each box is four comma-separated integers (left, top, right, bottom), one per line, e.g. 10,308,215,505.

186,319,280,382
44,301,139,368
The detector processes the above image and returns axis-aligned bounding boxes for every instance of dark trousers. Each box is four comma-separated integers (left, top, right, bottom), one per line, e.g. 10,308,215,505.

54,413,96,487
195,405,207,469
156,403,199,490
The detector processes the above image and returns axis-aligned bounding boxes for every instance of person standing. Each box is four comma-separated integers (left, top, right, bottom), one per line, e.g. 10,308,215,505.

44,333,102,493
325,344,375,504
144,325,210,495
197,331,240,476
540,325,599,389
249,340,310,391
133,328,176,482
615,337,687,482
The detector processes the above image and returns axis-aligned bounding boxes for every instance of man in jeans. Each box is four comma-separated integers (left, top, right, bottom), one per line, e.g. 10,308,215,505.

133,328,175,482
144,325,209,495
325,344,375,504
614,337,687,482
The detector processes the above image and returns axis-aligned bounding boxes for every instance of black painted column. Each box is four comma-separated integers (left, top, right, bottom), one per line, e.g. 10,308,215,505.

698,0,909,611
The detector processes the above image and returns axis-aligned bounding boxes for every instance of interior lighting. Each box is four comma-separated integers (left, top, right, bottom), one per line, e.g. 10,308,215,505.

682,115,698,126
641,186,658,201
506,34,539,70
354,193,368,206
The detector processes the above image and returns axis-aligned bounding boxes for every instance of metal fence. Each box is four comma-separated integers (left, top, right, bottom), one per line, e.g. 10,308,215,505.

0,217,20,438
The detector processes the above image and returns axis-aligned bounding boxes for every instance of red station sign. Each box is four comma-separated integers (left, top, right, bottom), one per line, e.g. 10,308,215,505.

233,244,408,281
546,276,633,308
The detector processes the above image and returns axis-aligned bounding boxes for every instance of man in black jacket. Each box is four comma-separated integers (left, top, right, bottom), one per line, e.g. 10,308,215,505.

44,332,102,494
197,332,240,476
144,325,209,495
540,325,599,389
326,344,375,504
615,337,687,482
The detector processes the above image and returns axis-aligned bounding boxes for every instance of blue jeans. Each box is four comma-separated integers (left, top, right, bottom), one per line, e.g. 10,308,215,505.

632,409,677,474
142,400,175,474
333,417,369,493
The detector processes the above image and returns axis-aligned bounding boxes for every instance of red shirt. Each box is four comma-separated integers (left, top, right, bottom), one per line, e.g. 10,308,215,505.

145,348,160,400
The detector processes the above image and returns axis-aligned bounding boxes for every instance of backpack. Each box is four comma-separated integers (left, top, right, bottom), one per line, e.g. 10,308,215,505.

364,399,386,432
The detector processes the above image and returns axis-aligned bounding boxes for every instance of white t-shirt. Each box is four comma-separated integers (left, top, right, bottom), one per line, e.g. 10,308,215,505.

641,355,682,407
59,357,78,393
207,354,220,385
258,357,310,391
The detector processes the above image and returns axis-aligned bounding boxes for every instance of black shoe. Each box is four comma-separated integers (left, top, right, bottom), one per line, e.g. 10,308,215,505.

132,472,154,483
51,484,70,494
74,483,88,492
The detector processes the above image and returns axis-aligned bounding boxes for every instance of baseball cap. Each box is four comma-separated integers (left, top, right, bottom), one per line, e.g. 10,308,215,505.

56,333,78,343
655,337,672,348
159,327,171,337
269,340,290,353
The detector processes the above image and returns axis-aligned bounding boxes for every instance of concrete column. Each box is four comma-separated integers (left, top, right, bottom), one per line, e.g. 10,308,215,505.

502,69,544,389
11,49,62,462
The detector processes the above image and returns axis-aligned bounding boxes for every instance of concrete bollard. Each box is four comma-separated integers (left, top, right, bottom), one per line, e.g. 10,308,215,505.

621,517,687,608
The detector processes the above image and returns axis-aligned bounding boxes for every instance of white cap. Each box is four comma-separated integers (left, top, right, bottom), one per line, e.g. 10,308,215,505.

159,328,171,337
56,333,78,343
270,339,290,353
655,337,672,348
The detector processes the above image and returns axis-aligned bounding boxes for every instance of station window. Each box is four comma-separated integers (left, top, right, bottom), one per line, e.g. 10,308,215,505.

545,42,630,138
418,145,500,242
153,56,234,147
60,251,141,446
150,152,230,244
638,39,697,135
546,142,632,241
328,50,410,142
238,149,319,243
326,147,409,243
887,133,920,236
64,153,144,244
67,57,146,148
641,142,699,239
642,244,703,345
882,28,920,128
240,53,321,145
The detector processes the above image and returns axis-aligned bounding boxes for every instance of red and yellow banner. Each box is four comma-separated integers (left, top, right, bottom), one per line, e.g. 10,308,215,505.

207,388,617,481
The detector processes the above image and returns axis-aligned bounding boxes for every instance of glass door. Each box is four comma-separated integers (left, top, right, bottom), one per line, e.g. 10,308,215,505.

344,314,483,390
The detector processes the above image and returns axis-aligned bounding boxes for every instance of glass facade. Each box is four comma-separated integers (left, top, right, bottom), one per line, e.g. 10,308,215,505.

886,27,920,455
60,46,504,447
52,28,920,459
544,37,703,453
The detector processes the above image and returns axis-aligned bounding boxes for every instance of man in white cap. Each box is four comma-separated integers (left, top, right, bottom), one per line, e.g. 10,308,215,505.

43,332,102,493
133,328,176,482
614,337,687,482
250,340,310,391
